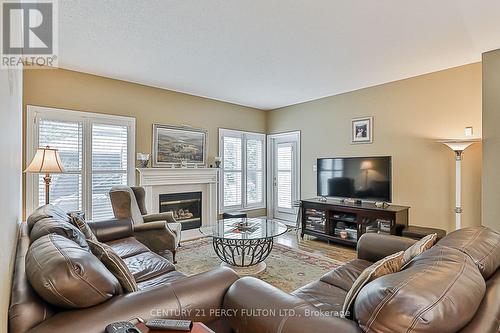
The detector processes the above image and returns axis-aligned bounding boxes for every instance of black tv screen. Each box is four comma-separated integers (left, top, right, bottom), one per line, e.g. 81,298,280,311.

317,156,392,202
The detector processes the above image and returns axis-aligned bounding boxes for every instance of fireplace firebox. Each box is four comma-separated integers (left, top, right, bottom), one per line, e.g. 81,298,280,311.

159,192,202,230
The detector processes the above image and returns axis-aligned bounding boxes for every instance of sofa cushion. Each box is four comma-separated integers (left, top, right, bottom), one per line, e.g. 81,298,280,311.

106,237,149,258
30,217,90,251
438,226,500,279
88,240,138,292
320,259,372,292
123,252,175,282
342,251,404,317
137,270,186,290
354,246,486,333
27,204,71,231
26,234,122,309
402,233,437,267
292,280,347,314
69,213,98,242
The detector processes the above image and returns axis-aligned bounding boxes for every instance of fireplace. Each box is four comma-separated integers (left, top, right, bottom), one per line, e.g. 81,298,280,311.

159,192,202,230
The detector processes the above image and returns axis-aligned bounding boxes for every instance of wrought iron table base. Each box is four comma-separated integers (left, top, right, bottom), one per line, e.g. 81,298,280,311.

212,237,274,274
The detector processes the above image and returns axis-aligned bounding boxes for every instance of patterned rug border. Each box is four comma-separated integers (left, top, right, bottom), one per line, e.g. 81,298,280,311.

179,235,345,269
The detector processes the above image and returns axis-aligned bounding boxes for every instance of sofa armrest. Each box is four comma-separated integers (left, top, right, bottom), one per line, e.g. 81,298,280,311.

357,233,417,262
223,277,362,333
28,267,239,333
133,221,177,254
87,218,134,242
143,212,177,223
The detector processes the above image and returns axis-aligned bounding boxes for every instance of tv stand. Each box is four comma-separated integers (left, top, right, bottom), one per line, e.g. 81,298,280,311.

301,198,409,247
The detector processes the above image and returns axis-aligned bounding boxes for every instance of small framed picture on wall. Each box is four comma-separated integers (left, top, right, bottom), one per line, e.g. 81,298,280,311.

352,116,373,144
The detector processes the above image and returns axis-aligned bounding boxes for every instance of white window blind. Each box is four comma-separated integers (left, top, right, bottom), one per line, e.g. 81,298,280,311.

27,106,135,220
219,129,265,212
277,144,293,209
38,119,83,212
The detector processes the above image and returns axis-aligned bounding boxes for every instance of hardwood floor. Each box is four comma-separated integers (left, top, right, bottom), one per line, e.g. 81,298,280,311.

276,229,357,263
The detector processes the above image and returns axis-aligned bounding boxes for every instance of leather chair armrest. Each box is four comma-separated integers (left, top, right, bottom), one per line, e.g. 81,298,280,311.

133,221,166,232
223,277,362,333
143,212,177,223
28,268,239,333
87,218,134,242
357,233,417,262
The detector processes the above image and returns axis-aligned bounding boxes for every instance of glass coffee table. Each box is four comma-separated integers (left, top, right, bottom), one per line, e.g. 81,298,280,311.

200,217,288,275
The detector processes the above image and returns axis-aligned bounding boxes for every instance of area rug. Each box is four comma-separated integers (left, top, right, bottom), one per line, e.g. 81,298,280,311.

175,237,345,292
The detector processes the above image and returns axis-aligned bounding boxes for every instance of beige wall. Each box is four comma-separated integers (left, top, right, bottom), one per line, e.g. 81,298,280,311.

0,68,23,333
23,68,267,218
267,63,482,232
482,50,500,231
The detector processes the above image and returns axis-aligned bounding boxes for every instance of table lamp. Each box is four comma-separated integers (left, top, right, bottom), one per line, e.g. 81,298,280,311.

25,146,65,205
439,139,480,230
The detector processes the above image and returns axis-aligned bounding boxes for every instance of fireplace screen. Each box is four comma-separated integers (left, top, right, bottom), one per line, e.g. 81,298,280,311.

159,192,202,230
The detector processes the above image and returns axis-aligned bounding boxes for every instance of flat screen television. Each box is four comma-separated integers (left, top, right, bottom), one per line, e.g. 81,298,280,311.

317,156,392,202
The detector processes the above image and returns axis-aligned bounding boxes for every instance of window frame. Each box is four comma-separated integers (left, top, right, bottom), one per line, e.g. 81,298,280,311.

218,128,266,213
26,105,136,219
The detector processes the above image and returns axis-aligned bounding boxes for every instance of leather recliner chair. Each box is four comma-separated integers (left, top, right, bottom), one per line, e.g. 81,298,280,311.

109,186,182,262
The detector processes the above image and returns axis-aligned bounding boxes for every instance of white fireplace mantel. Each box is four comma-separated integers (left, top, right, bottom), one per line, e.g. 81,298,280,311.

136,168,220,228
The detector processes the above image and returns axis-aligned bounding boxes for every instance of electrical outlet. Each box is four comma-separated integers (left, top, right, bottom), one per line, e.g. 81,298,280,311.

465,127,473,137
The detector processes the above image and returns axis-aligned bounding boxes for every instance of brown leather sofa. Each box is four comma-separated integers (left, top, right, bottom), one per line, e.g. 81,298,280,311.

9,205,239,333
9,204,500,333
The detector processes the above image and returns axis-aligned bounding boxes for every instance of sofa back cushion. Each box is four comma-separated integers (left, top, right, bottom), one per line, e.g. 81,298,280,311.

354,246,485,333
438,226,500,280
29,217,90,251
26,234,122,308
27,204,71,231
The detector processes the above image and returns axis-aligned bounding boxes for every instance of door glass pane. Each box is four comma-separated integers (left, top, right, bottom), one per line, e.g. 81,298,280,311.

38,119,83,210
276,144,293,209
277,171,292,209
224,172,242,206
247,139,263,170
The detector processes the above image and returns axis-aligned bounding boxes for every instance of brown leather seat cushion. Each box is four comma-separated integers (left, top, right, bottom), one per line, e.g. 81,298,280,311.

354,246,486,333
30,217,90,251
137,270,187,290
106,237,149,258
292,280,347,313
438,226,500,280
26,234,122,309
123,252,175,282
320,259,372,292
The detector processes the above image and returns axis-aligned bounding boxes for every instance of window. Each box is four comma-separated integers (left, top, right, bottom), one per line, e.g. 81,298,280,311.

26,106,135,220
219,129,265,212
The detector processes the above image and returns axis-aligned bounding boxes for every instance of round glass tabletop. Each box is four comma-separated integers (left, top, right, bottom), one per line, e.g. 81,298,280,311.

200,217,288,240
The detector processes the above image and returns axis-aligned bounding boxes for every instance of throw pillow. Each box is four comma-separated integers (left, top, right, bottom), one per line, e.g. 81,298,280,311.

342,251,404,318
87,239,138,292
69,213,98,242
402,233,437,267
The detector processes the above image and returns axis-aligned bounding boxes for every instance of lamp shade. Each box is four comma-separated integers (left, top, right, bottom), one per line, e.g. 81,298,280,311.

25,147,65,173
439,139,480,152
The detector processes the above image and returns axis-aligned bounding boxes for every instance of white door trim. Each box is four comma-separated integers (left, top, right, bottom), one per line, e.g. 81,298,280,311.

266,131,301,220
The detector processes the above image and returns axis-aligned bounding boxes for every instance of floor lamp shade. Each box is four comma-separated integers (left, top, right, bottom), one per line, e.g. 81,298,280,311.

439,139,480,230
25,147,65,205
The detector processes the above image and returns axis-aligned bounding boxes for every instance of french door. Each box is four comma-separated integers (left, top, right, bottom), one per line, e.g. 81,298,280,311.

268,132,300,222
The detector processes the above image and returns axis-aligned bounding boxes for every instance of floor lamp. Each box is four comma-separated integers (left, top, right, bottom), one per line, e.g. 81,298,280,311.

25,146,65,205
440,139,480,230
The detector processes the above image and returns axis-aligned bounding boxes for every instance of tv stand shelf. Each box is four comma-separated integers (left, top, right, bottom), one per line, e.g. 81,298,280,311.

301,198,409,247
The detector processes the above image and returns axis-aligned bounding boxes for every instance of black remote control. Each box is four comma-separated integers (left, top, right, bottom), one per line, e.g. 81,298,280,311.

105,321,141,333
145,319,193,331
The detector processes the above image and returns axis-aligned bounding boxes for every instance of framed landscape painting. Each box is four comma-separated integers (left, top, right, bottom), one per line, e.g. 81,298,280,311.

152,124,207,167
351,116,373,144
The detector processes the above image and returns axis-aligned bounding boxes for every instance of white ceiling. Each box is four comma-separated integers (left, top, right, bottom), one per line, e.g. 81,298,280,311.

59,0,500,110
